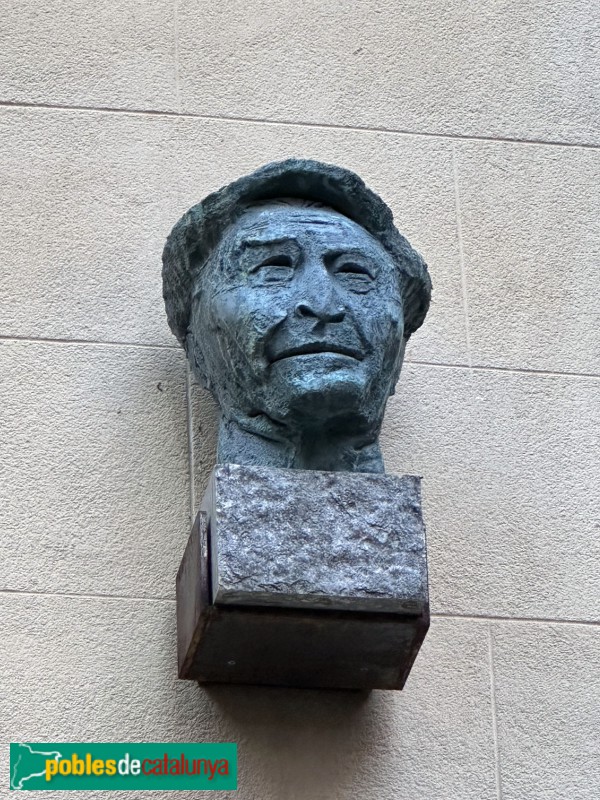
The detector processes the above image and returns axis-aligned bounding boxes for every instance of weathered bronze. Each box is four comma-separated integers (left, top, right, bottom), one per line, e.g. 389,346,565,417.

163,159,431,473
165,160,432,690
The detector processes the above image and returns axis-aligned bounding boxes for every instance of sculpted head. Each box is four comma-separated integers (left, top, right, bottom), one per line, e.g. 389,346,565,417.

163,160,431,473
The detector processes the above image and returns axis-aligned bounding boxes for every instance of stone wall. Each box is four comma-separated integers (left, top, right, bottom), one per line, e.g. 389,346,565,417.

1,2,598,798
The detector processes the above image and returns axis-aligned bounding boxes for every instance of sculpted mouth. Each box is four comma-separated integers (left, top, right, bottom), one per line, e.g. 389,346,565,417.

271,342,364,363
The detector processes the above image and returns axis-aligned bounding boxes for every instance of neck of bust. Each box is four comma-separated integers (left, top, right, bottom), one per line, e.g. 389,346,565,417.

216,412,385,473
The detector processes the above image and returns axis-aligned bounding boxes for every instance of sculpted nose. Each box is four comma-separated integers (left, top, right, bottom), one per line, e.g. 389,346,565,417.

295,300,346,323
294,261,346,324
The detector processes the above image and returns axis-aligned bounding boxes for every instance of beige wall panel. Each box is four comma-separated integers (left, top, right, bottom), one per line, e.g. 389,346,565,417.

0,340,191,599
0,596,496,800
456,141,600,374
178,0,600,145
0,108,181,347
1,0,598,793
381,364,600,621
0,0,177,111
492,621,600,799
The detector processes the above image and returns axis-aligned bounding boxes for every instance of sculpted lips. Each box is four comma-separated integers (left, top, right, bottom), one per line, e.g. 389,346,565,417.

270,341,364,363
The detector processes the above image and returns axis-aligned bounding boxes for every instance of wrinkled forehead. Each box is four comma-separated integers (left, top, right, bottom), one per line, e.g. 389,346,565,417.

224,200,389,254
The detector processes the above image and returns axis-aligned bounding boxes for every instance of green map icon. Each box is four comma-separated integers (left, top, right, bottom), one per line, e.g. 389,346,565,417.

10,743,63,790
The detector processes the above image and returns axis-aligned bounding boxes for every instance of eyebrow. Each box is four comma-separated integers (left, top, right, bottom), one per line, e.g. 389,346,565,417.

239,238,379,262
239,236,300,248
326,247,375,259
293,217,341,225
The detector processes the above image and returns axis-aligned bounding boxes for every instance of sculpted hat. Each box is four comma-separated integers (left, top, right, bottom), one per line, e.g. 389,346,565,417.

162,158,432,346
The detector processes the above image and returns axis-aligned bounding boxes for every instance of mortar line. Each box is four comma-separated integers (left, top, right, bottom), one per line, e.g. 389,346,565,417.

0,333,179,350
451,144,473,369
1,333,598,378
185,364,197,524
0,99,599,151
405,358,600,380
1,586,598,626
432,611,600,627
488,624,504,800
0,587,176,604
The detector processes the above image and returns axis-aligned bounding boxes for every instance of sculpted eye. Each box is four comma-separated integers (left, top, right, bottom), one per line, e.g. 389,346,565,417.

250,254,294,284
337,262,372,277
334,261,375,290
256,255,293,269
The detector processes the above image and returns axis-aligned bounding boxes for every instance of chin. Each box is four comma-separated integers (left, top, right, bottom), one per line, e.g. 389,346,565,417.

273,376,380,429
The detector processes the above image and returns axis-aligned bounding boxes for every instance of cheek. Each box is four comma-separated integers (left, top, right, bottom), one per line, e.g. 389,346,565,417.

379,291,404,333
206,289,288,345
358,300,403,346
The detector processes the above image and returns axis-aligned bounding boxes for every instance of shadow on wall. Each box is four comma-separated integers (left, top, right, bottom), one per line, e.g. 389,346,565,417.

203,684,391,798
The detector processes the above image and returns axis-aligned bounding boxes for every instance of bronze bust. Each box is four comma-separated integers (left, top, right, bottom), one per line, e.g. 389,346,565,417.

163,159,431,473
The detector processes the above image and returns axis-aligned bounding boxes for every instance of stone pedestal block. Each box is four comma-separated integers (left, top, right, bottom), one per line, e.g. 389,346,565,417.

176,465,429,690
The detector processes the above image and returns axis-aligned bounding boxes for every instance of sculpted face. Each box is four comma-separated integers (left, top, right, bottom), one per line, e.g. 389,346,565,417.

189,202,405,445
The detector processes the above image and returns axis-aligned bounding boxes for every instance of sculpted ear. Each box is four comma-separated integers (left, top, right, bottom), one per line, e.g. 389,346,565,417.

186,330,210,390
388,337,407,397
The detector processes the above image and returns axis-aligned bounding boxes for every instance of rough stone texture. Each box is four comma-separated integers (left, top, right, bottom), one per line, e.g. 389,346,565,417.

176,509,428,690
492,622,600,799
0,340,191,599
456,142,600,374
178,0,600,145
0,0,177,111
203,464,428,613
381,364,600,622
0,595,497,799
